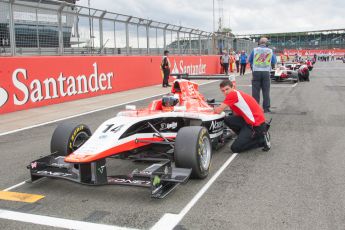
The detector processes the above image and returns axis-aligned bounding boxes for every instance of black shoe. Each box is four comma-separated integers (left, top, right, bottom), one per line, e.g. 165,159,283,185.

162,85,167,88
265,120,271,131
262,131,271,151
264,108,271,113
166,84,171,87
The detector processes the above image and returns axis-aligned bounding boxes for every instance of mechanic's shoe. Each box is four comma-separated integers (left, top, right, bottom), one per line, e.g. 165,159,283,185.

264,108,271,113
262,131,271,151
166,84,172,87
265,118,272,131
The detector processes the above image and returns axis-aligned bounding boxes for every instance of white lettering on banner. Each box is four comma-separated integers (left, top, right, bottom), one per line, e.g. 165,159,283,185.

0,87,9,108
12,68,29,105
179,59,207,75
170,58,208,75
171,58,207,75
11,63,114,106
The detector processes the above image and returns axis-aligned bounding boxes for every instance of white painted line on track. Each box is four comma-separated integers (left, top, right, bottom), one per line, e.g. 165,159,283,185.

3,181,26,191
237,83,297,88
0,80,219,137
313,67,345,70
151,153,238,230
236,84,252,87
271,82,298,88
0,209,138,230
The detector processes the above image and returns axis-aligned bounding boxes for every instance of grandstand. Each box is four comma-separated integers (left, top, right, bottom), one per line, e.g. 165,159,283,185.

0,0,78,55
1,0,255,56
236,28,345,53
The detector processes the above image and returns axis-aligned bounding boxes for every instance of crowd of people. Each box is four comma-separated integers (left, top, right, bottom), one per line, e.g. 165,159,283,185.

219,50,249,76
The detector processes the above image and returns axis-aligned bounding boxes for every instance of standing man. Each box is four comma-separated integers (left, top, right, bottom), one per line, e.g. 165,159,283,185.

219,51,224,74
235,51,240,73
214,80,271,153
239,50,247,76
249,37,277,113
221,50,230,75
161,50,171,87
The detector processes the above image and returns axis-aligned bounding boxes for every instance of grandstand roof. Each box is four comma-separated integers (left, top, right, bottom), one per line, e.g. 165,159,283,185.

236,28,345,38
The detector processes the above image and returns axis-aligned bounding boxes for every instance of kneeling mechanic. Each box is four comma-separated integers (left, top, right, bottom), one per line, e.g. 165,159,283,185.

214,80,271,153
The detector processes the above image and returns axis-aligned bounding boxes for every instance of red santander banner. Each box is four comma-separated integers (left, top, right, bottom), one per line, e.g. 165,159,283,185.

0,55,221,114
283,49,345,56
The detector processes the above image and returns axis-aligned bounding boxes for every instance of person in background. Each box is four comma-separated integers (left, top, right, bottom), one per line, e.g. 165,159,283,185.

221,50,230,75
229,51,235,73
219,51,224,74
248,37,277,113
161,50,171,87
214,80,271,153
235,51,240,73
239,50,247,76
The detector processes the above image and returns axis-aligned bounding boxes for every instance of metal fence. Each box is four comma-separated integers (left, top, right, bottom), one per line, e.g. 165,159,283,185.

0,0,255,56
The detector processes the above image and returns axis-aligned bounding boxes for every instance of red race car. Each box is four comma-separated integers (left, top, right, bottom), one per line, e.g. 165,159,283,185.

28,74,233,198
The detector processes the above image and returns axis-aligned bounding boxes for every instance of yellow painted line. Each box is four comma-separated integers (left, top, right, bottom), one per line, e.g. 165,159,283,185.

0,191,44,203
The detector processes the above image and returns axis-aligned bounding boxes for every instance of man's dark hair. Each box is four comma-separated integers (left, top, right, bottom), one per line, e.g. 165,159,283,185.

164,50,169,55
219,79,233,88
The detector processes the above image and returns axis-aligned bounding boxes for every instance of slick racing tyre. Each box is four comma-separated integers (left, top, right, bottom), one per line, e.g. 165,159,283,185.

51,122,92,156
174,126,212,179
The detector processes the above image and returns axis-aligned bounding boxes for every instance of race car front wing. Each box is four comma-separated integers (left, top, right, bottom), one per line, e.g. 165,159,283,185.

27,154,191,198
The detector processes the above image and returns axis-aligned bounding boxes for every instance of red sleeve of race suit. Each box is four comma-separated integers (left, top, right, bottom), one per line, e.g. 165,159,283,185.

223,91,238,108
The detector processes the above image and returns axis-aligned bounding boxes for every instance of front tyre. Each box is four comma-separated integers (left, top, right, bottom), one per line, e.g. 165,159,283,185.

174,126,212,179
50,122,92,156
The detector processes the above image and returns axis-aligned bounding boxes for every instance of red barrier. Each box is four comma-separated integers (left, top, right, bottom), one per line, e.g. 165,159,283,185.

0,55,221,114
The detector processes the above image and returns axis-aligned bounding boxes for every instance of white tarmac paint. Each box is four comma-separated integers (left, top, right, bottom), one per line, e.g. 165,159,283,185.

3,181,26,191
237,83,298,88
151,153,238,230
0,209,139,230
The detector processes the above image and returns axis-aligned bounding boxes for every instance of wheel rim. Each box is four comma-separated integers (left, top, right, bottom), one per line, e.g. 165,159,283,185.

72,131,89,150
199,136,211,171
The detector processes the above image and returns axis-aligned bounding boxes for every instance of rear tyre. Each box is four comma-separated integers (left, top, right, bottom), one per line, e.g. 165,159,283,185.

174,126,212,179
51,122,91,156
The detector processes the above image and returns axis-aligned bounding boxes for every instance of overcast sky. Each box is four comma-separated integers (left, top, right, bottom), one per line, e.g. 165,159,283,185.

77,0,344,35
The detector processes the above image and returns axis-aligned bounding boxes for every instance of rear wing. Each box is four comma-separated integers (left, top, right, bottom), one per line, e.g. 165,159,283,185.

171,73,235,81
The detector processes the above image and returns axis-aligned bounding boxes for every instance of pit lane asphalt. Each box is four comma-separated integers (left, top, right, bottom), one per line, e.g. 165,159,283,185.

1,61,345,230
